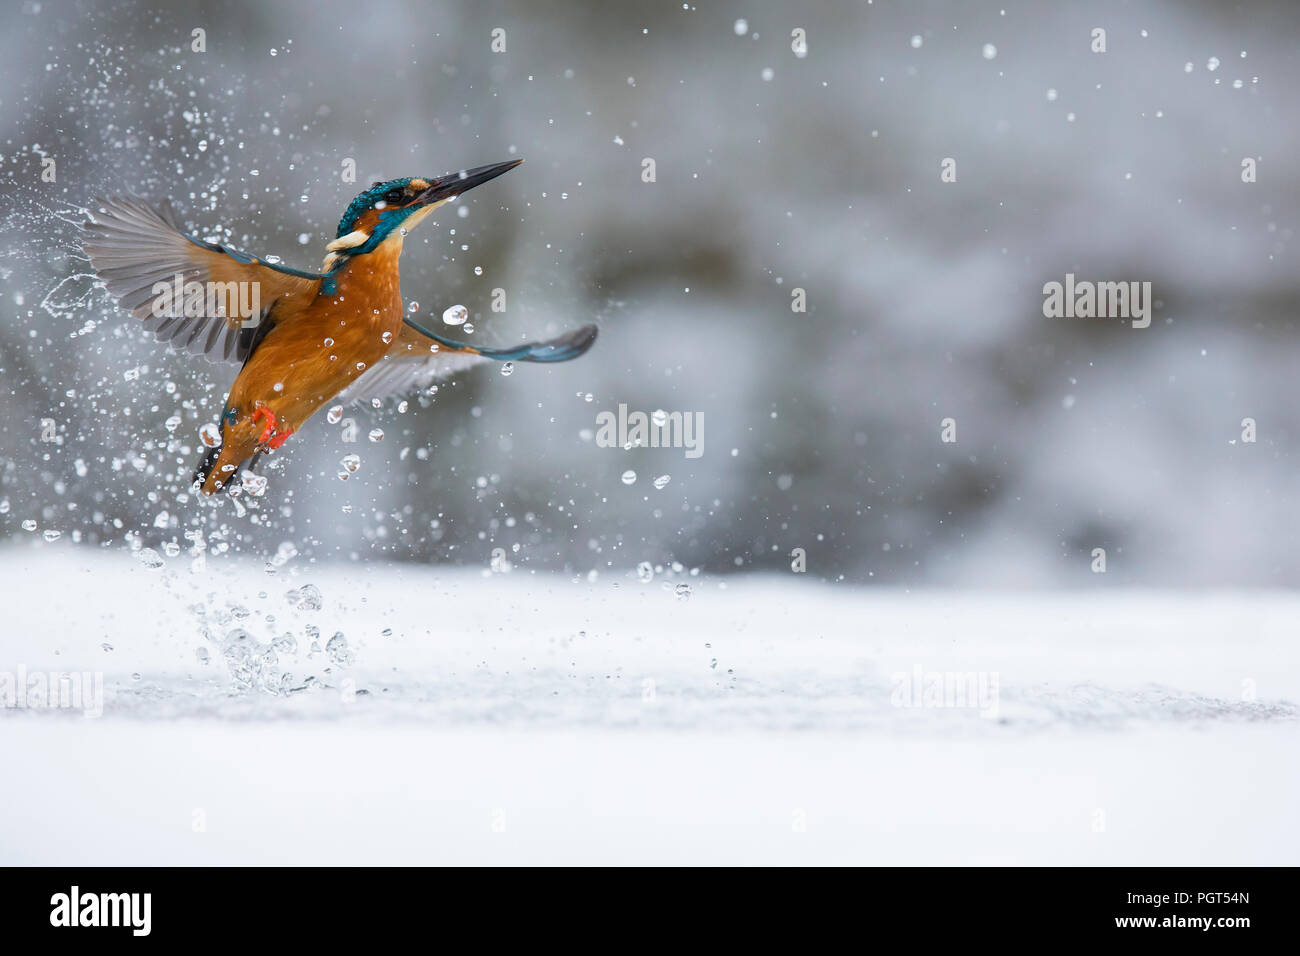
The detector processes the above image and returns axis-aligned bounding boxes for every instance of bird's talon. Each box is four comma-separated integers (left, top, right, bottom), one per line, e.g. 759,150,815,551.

251,406,293,450
253,406,279,445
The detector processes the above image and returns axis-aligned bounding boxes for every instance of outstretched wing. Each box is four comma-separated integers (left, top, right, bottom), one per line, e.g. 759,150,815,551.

340,319,598,404
82,196,323,364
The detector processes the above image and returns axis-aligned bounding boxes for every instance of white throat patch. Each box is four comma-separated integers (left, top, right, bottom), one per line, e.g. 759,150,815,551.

321,229,370,271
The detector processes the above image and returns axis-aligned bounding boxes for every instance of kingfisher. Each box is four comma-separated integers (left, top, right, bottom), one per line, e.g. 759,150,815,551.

82,160,596,496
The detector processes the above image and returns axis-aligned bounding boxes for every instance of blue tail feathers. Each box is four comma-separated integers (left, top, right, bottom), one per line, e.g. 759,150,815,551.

405,320,598,363
475,323,598,362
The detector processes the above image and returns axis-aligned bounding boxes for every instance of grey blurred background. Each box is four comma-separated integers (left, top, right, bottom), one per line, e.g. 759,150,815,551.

0,0,1297,585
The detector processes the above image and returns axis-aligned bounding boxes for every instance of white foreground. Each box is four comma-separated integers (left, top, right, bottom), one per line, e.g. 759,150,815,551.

1,545,1296,865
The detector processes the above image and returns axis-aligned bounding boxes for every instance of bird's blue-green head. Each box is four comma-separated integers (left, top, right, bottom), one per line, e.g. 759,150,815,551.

323,159,523,270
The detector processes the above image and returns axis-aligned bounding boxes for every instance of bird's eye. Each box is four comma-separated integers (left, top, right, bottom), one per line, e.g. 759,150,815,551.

383,188,405,205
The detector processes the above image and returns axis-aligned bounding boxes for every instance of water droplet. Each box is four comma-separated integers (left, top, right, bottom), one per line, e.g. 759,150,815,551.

637,561,654,583
651,409,668,427
910,35,923,49
442,304,468,326
500,362,514,377
733,18,749,36
326,631,354,666
199,422,222,448
240,471,268,497
164,414,182,433
621,469,637,485
195,647,210,664
1207,56,1220,71
761,67,774,81
653,474,671,490
43,529,61,542
327,405,344,424
408,300,419,313
462,323,474,334
473,266,483,276
340,454,361,474
286,583,322,611
21,519,36,532
381,330,393,344
323,336,335,347
101,643,114,653
982,43,997,60
135,548,164,569
675,583,692,600
368,428,384,442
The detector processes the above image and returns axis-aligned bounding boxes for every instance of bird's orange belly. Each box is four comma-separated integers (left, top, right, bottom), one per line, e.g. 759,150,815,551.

231,312,398,429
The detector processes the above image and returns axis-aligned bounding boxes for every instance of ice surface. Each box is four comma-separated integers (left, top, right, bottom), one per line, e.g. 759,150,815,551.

1,546,1296,865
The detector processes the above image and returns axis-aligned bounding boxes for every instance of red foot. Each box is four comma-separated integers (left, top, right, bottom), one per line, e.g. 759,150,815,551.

253,406,277,444
253,406,294,449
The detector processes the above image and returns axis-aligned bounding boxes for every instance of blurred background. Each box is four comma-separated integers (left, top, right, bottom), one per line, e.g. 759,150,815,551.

0,0,1297,586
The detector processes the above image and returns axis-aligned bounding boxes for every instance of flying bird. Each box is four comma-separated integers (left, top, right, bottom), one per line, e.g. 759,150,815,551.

82,160,596,495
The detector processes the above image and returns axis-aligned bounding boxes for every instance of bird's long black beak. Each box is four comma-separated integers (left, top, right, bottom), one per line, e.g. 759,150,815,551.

417,159,523,204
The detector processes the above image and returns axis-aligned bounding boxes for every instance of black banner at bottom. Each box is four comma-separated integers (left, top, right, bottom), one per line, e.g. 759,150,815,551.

0,866,1286,942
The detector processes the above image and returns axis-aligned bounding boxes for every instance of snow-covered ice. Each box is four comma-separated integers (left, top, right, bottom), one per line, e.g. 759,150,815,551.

1,546,1295,865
